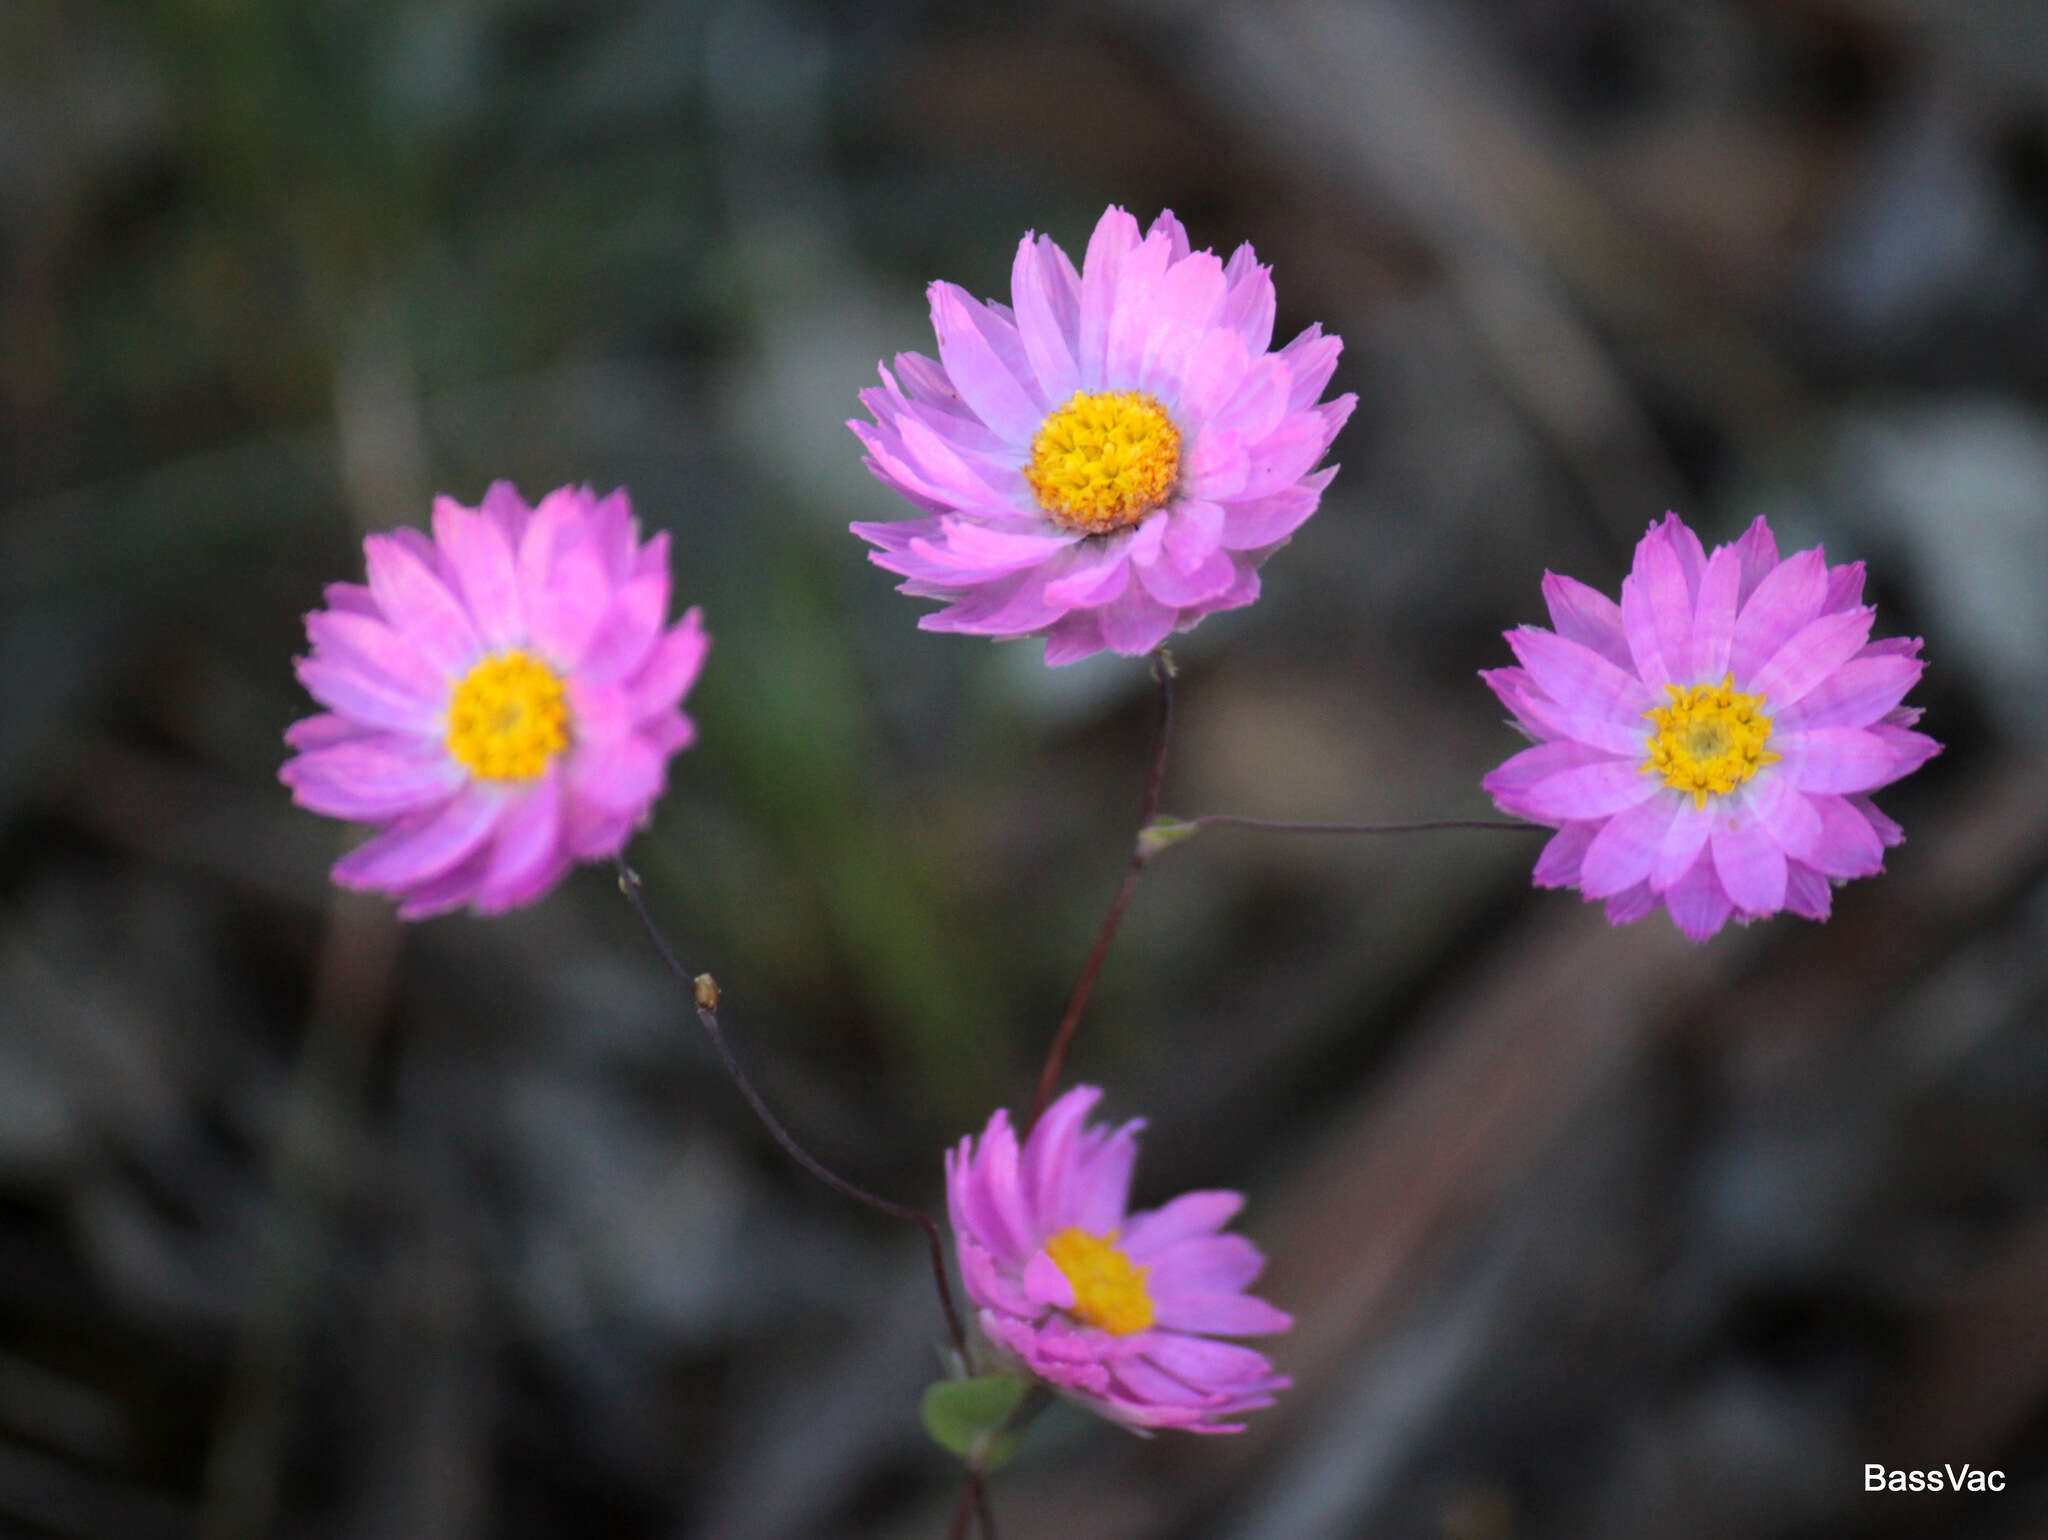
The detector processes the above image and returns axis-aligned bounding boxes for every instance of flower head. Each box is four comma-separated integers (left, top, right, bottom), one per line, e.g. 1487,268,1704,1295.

281,483,709,918
1482,513,1938,940
851,206,1356,664
946,1085,1291,1433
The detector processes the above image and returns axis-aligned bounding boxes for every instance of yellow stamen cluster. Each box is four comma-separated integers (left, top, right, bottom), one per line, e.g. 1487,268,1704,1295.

445,650,571,781
1023,390,1181,534
1642,674,1778,807
1044,1226,1156,1336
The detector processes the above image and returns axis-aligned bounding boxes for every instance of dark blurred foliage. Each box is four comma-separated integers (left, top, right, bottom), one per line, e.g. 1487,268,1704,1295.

3,1,2047,1537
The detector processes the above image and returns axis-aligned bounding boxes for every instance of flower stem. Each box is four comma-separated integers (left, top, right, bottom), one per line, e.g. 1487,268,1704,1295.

1030,649,1176,1127
1180,814,1544,837
614,860,970,1365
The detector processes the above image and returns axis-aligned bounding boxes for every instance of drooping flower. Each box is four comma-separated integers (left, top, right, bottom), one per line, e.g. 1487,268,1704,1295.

851,206,1356,664
281,483,708,919
945,1085,1291,1433
1482,513,1938,941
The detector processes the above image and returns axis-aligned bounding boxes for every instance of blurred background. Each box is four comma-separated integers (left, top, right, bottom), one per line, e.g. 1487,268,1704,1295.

2,0,2046,1535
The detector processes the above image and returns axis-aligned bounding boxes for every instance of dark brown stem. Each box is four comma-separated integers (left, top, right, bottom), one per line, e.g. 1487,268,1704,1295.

972,1472,997,1538
945,1476,975,1540
1184,814,1545,837
614,860,970,1365
1030,650,1176,1127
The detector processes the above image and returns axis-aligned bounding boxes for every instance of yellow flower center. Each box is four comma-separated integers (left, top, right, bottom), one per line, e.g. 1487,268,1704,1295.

1044,1226,1156,1336
1641,674,1779,808
1023,390,1181,534
445,650,571,781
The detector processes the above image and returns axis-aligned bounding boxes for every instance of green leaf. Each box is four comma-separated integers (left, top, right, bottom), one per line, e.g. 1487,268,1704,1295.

920,1375,1029,1470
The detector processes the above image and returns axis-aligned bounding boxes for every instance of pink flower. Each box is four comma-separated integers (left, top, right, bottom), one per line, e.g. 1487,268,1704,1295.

281,483,709,919
945,1086,1292,1433
1482,513,1939,941
851,206,1356,664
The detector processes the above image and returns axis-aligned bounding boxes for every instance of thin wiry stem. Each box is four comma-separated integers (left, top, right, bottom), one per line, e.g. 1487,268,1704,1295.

1030,650,1176,1126
614,860,970,1365
1183,814,1544,837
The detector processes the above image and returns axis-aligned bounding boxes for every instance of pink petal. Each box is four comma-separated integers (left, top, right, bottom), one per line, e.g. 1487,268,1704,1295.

1731,516,1780,604
1220,245,1276,354
363,533,481,677
1663,852,1733,940
1747,774,1823,865
930,282,1044,444
1097,588,1179,656
1774,727,1902,793
627,609,711,721
1532,822,1596,887
282,738,463,821
526,540,612,668
1506,627,1656,732
1137,546,1236,607
1650,798,1713,891
432,497,524,649
1042,610,1108,666
1620,524,1695,687
295,656,439,734
474,768,565,914
1580,793,1681,898
1513,760,1660,822
1540,572,1632,670
577,565,671,687
565,735,663,816
1070,1122,1141,1236
1729,547,1827,683
1010,234,1082,403
1122,1192,1245,1258
1022,1250,1077,1312
1807,793,1885,878
1776,652,1923,731
1022,1085,1103,1231
1078,206,1143,390
1216,471,1332,551
333,785,502,894
1151,1292,1291,1336
1689,545,1741,682
1145,1233,1264,1296
1784,861,1832,920
1748,607,1876,710
1711,815,1788,915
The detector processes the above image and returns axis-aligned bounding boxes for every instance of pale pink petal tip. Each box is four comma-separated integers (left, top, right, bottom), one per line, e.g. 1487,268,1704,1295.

281,482,709,919
851,205,1353,665
1480,511,1935,941
945,1084,1290,1434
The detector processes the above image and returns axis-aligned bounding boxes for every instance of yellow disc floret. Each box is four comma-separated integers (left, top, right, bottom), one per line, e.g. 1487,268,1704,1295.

1044,1226,1156,1336
1023,390,1182,534
1642,673,1779,807
445,650,572,781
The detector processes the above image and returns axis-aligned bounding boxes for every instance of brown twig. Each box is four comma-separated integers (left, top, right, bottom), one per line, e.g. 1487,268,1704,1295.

614,861,970,1365
1030,650,1176,1126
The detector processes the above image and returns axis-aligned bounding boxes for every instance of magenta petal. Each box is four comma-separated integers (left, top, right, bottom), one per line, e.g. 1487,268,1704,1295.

1540,572,1632,670
1604,881,1657,925
475,770,564,914
1580,793,1681,898
930,281,1044,444
1711,816,1788,915
1784,861,1833,920
333,786,501,893
1748,775,1823,865
282,738,463,820
1777,652,1922,731
1748,606,1876,709
305,610,442,699
1532,822,1596,887
1774,727,1902,793
1731,515,1780,603
432,497,524,649
1022,1250,1077,1312
627,609,711,721
1663,853,1734,940
1729,547,1827,683
363,533,480,677
1807,793,1885,878
1122,1192,1245,1258
1515,760,1660,822
1098,588,1179,656
566,735,662,816
1506,628,1655,731
527,540,612,668
295,657,439,735
1011,234,1082,403
1145,1234,1264,1296
1152,1293,1292,1336
1620,524,1695,686
1071,1123,1141,1236
1650,799,1713,891
1689,545,1741,681
1024,1085,1103,1230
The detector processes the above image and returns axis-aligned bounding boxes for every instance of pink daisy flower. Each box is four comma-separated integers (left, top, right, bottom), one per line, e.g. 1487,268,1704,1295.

1482,513,1939,941
281,483,709,919
850,206,1356,664
945,1085,1292,1434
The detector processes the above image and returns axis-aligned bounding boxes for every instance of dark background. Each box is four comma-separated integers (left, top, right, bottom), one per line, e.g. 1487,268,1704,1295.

2,1,2046,1536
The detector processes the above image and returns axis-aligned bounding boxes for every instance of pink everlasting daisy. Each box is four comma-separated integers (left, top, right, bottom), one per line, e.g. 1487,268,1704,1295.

1482,513,1938,941
946,1085,1291,1433
851,206,1356,664
281,483,709,919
